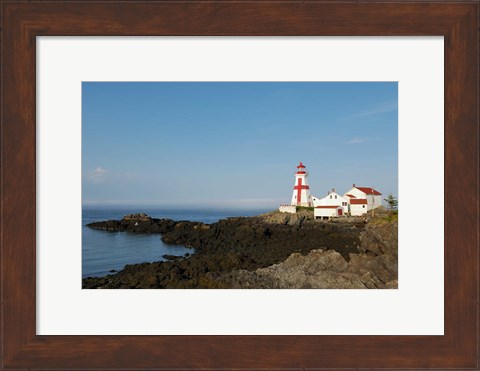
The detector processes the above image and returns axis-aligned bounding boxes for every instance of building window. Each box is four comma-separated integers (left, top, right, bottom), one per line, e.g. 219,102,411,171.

362,205,365,208
335,195,337,199
330,195,332,199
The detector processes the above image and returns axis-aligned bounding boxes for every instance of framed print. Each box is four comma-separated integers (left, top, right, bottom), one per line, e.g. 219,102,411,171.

37,38,440,337
1,1,479,369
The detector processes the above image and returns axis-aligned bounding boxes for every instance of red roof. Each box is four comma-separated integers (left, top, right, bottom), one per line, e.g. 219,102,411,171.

355,187,382,195
296,162,305,168
345,194,356,198
350,199,368,205
316,205,341,209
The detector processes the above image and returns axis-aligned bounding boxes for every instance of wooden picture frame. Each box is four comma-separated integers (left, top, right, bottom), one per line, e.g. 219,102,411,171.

1,1,478,369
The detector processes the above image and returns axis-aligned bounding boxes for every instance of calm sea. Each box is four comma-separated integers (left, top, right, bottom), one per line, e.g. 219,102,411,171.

82,208,269,278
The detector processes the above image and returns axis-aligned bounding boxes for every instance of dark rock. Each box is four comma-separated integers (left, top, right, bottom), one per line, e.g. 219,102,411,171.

87,217,176,234
162,254,184,261
123,213,152,221
358,219,398,257
82,210,376,289
213,218,398,289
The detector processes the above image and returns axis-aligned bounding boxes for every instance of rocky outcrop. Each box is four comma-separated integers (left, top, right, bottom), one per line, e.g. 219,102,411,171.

83,211,397,289
211,218,398,289
212,248,397,289
86,216,177,234
358,218,398,257
83,211,364,288
122,213,152,222
87,212,362,262
258,209,314,226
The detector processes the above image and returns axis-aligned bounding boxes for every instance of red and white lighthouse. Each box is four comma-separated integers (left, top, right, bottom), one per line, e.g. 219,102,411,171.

290,162,312,206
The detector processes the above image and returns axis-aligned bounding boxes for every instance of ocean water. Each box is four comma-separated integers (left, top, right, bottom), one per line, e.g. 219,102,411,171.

82,208,269,278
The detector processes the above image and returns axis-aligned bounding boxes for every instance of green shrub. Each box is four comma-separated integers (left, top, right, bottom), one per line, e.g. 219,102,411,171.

296,206,314,212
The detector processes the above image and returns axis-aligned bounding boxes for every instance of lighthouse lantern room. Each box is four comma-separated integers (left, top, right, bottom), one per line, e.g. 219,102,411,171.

291,162,312,207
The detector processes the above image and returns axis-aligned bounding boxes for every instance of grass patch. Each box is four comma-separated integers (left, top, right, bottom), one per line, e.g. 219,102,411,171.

296,206,314,212
369,212,398,225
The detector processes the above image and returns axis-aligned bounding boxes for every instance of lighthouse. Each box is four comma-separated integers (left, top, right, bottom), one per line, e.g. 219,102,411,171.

290,162,312,207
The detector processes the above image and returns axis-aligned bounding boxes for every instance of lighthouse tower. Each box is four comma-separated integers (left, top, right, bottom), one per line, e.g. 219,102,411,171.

291,162,312,207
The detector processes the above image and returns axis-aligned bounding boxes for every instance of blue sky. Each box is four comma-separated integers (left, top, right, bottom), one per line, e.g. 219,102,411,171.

82,82,397,209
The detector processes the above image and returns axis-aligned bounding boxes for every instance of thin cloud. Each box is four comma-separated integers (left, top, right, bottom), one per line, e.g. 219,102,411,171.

86,166,107,183
347,137,366,144
346,137,380,145
348,100,397,119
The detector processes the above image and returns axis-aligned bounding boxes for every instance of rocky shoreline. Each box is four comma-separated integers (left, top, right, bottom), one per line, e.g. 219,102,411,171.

83,209,397,289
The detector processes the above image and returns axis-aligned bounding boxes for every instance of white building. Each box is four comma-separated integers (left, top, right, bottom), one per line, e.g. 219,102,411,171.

346,198,368,216
290,162,312,207
343,184,382,216
312,189,349,213
279,164,385,218
278,204,296,214
314,205,344,220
